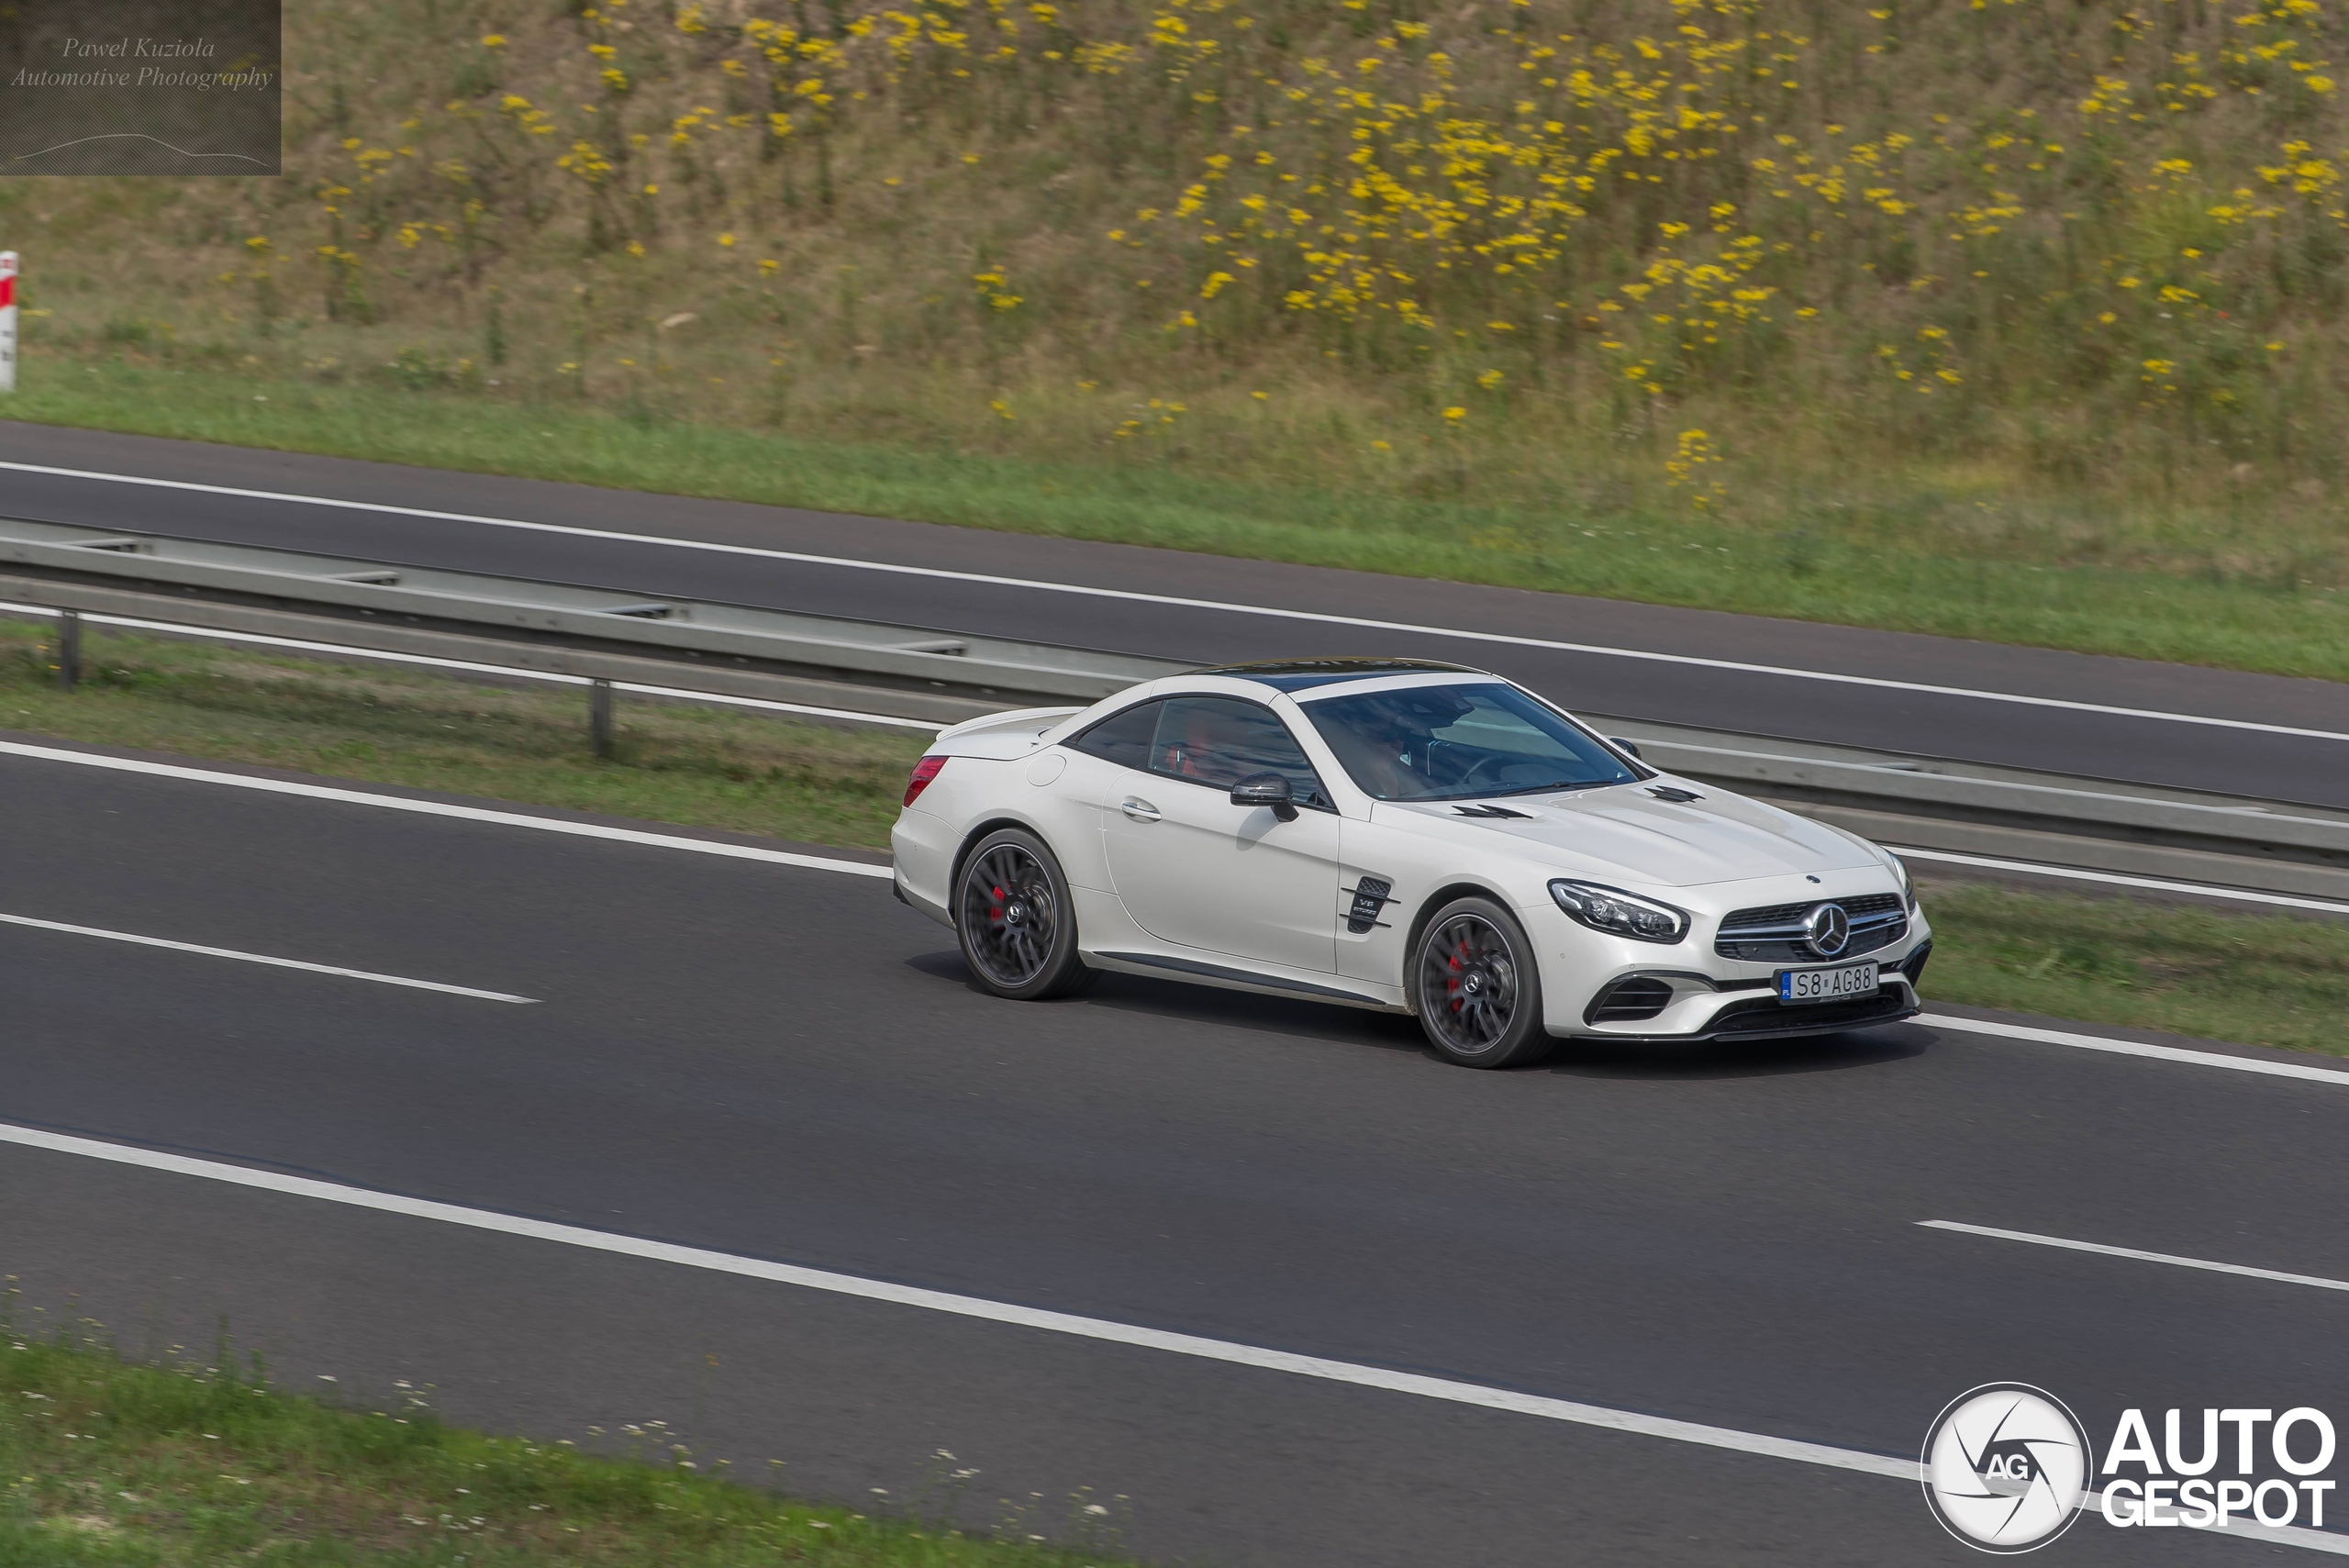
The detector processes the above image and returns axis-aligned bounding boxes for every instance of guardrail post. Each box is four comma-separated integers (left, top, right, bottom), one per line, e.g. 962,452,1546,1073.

53,609,79,690
590,677,615,758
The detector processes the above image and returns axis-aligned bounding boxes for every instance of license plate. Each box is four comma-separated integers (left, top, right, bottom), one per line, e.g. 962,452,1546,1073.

1777,962,1877,1004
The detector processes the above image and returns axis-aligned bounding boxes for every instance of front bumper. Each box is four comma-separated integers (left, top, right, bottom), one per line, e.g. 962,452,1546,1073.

1533,889,1933,1040
1565,971,1925,1043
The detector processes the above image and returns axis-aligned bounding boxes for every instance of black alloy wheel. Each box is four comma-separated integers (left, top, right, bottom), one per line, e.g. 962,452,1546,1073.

953,828,1092,1000
1412,896,1551,1068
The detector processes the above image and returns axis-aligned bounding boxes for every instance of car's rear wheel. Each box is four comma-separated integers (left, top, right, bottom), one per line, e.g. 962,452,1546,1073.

1411,896,1551,1068
954,828,1092,1000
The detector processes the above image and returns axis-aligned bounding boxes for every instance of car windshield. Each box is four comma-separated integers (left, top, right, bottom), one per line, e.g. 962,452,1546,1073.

1301,683,1641,802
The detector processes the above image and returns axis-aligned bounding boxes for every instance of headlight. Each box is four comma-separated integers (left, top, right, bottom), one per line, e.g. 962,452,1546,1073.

1548,879,1690,944
1887,852,1917,911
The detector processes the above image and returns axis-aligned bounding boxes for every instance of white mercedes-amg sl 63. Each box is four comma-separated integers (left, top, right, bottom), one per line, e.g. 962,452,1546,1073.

889,658,1930,1067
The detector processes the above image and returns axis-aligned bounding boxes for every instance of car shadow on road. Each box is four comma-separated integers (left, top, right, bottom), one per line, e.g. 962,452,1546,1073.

903,950,1931,1078
902,951,1430,1047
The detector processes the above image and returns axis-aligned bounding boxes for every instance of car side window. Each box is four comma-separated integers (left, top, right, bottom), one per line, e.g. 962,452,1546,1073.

1070,700,1163,771
1146,696,1333,809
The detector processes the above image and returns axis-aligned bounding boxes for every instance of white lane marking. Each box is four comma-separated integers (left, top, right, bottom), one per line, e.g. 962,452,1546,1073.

1920,1221,2349,1295
0,740,895,880
1920,1014,2349,1086
0,1118,1898,1480
13,735,2349,1093
1,1126,2339,1556
0,600,947,732
1895,846,2349,917
8,461,2346,745
0,912,534,1003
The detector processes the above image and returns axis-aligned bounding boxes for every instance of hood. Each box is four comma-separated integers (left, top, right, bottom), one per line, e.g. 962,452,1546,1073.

1379,780,1879,887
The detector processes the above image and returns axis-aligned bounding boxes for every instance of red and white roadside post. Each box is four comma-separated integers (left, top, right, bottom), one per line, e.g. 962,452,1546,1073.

0,251,17,394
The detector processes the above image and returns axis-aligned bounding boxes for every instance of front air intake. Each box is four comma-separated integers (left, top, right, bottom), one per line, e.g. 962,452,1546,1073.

1585,976,1675,1024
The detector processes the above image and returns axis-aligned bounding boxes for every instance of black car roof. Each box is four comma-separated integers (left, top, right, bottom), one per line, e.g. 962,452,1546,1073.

1191,657,1478,693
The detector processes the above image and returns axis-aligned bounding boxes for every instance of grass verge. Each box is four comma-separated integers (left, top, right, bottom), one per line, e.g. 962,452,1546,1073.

1915,879,2349,1060
11,366,2349,684
0,1322,1128,1567
0,619,927,851
5,617,2343,1058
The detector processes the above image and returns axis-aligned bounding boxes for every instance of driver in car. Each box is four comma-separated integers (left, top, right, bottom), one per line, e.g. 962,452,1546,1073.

1336,688,1476,799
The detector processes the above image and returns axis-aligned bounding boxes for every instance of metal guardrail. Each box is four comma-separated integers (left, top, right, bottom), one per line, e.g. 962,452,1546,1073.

1591,715,2349,906
2,515,2342,904
0,517,1186,730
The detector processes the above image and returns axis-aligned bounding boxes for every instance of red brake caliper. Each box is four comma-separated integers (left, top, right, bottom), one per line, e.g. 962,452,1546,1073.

990,884,1007,927
1447,940,1467,1013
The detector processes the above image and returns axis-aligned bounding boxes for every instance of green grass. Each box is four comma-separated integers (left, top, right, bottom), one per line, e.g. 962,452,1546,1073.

6,617,2345,1058
13,361,2349,684
0,1319,1132,1567
0,620,927,851
1917,879,2349,1059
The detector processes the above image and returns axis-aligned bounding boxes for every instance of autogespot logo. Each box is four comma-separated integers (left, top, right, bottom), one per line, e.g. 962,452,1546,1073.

1921,1384,2093,1552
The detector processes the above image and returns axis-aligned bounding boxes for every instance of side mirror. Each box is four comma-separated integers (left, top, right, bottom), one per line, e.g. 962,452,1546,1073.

1230,771,1298,822
1610,737,1643,759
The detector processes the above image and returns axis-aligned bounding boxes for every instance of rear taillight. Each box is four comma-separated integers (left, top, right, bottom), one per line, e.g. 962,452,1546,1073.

903,755,948,807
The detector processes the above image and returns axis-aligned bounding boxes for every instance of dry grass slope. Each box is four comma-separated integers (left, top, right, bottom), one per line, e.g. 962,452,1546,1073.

4,0,2348,614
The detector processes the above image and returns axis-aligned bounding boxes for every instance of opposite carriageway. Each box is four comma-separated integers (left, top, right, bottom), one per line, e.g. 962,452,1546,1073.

3,421,2346,810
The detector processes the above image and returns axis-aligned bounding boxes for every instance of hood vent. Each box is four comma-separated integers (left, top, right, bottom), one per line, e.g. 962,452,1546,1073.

1453,803,1535,819
1646,785,1704,804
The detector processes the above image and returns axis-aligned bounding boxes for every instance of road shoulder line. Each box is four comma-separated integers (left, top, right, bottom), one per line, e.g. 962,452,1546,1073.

1916,1013,2349,1086
0,738,893,879
6,1120,2342,1554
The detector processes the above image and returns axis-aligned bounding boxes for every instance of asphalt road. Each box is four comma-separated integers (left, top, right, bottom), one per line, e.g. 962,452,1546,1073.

5,739,2344,1565
4,423,2346,807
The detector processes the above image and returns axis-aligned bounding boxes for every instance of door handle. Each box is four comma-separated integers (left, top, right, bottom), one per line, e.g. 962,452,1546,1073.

1121,797,1162,822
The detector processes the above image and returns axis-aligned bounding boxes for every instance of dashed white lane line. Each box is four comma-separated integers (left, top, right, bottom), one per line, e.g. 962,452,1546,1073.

1920,1221,2349,1295
0,739,895,880
8,459,2346,745
0,912,534,1003
1917,1014,2349,1087
1,1121,2338,1554
0,601,945,732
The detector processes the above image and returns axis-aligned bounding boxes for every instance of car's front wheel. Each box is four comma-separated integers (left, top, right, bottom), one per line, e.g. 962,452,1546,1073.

1411,896,1552,1068
954,828,1092,1000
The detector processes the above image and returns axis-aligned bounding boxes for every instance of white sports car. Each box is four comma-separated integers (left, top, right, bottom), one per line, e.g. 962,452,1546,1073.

890,658,1930,1067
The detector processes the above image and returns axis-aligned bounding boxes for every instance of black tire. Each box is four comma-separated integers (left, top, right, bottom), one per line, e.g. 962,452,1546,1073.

953,828,1092,1001
1410,896,1552,1068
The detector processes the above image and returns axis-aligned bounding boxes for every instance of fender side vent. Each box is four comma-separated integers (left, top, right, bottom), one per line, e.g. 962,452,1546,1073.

1346,876,1395,935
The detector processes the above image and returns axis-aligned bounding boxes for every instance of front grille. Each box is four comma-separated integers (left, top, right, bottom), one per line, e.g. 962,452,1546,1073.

1715,892,1907,962
1709,988,1911,1037
1586,976,1674,1024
